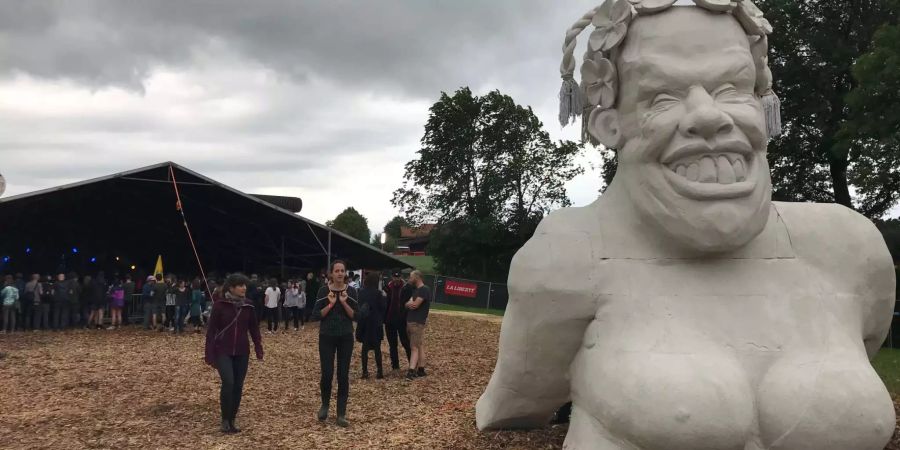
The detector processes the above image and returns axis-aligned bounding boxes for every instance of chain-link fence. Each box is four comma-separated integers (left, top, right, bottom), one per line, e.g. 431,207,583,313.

421,274,508,311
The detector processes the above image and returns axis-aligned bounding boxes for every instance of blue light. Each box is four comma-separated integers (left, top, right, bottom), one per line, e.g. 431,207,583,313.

90,257,97,263
25,247,31,254
72,247,78,254
2,256,9,263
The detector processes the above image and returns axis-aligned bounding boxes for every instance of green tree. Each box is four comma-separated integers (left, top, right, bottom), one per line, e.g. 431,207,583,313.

840,21,900,217
383,215,411,240
758,0,899,216
370,232,398,253
393,87,583,281
326,207,371,243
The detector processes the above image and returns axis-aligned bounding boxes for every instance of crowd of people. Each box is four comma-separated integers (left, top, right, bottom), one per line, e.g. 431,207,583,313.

2,263,433,432
1,271,141,333
203,262,433,432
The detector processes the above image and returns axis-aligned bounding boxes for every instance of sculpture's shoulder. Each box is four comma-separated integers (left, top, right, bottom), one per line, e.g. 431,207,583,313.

772,201,893,285
508,205,598,289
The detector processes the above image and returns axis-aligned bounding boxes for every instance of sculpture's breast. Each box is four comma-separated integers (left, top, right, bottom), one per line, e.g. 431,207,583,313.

571,257,894,450
756,345,894,450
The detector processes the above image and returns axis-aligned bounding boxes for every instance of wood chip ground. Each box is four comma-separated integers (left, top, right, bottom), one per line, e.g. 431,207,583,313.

2,312,898,449
0,313,565,449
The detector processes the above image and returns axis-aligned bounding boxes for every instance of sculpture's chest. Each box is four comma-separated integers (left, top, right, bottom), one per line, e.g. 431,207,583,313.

570,258,894,450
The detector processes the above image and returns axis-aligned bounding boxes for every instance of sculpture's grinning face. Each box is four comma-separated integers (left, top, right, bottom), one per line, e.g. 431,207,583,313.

610,7,771,253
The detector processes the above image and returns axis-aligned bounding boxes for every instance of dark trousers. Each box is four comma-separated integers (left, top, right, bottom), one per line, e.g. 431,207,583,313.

304,305,314,322
266,307,279,332
164,305,176,328
174,305,188,332
20,301,33,330
2,305,16,332
361,342,383,376
81,305,93,327
384,321,411,369
319,334,353,415
215,354,249,422
284,307,304,329
52,303,70,329
142,303,155,329
33,303,50,330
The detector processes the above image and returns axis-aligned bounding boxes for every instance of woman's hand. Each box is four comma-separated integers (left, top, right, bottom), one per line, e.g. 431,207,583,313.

327,291,337,305
339,290,349,304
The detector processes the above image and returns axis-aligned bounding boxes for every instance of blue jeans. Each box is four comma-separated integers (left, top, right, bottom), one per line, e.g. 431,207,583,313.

175,305,189,332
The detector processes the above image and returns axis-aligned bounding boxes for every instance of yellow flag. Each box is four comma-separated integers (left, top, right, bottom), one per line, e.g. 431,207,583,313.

154,255,164,277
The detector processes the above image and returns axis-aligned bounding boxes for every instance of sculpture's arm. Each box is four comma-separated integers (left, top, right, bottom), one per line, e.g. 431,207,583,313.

853,215,896,360
476,227,597,430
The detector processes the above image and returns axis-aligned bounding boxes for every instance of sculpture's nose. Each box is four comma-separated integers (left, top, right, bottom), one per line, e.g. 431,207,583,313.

678,86,734,140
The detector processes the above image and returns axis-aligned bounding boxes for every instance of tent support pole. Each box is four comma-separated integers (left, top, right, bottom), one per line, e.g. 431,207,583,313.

327,231,332,270
280,235,285,281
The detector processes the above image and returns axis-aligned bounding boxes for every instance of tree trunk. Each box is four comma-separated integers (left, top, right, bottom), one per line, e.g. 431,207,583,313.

829,158,853,209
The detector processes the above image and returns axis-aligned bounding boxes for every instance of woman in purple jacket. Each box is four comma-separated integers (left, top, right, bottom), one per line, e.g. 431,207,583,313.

204,273,263,433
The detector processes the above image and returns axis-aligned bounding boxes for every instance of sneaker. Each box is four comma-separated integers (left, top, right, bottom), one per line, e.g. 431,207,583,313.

336,416,349,428
294,328,299,331
106,326,115,330
417,368,427,377
317,406,329,421
405,369,417,381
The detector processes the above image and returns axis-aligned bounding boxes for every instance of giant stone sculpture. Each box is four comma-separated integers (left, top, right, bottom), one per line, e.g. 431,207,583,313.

475,1,897,449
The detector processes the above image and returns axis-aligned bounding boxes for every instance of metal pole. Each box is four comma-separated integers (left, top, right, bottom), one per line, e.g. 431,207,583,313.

327,231,332,270
280,235,285,281
486,282,492,310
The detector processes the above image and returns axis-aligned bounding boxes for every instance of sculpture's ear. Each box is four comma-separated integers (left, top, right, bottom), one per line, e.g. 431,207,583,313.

587,108,623,149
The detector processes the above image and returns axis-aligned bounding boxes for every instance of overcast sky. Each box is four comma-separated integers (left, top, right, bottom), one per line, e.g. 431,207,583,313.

0,0,607,234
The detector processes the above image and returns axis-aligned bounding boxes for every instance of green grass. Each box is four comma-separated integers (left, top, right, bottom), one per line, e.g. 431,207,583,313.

433,302,505,317
873,347,900,395
395,255,436,274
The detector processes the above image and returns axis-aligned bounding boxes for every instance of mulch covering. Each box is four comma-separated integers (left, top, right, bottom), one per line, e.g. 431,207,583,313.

3,313,899,450
0,313,567,449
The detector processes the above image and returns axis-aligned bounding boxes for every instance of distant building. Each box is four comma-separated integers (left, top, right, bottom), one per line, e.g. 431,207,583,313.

396,224,436,256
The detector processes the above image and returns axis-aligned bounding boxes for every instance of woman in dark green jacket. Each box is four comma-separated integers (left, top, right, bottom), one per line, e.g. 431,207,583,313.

312,260,358,427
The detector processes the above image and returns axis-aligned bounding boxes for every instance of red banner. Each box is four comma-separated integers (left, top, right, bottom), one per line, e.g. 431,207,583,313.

445,280,478,298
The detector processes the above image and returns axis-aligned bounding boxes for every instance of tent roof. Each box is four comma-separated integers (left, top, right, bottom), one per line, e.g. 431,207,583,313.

0,162,410,277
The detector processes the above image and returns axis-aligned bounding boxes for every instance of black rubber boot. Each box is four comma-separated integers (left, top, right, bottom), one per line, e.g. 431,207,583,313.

221,419,233,433
317,405,329,421
336,397,349,427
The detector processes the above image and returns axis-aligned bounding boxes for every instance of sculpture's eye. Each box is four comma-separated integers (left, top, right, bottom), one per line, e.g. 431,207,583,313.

713,84,745,103
651,93,679,111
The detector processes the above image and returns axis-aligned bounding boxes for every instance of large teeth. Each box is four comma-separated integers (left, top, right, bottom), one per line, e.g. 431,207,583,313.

717,155,735,184
699,157,717,183
668,154,748,185
733,159,745,182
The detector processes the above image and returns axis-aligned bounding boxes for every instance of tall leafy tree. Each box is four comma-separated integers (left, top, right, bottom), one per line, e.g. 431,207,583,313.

383,215,411,240
393,87,583,281
326,207,371,243
758,0,899,216
841,20,900,217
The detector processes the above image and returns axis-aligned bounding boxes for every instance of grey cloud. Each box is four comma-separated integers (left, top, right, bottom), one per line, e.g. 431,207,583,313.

0,0,598,97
